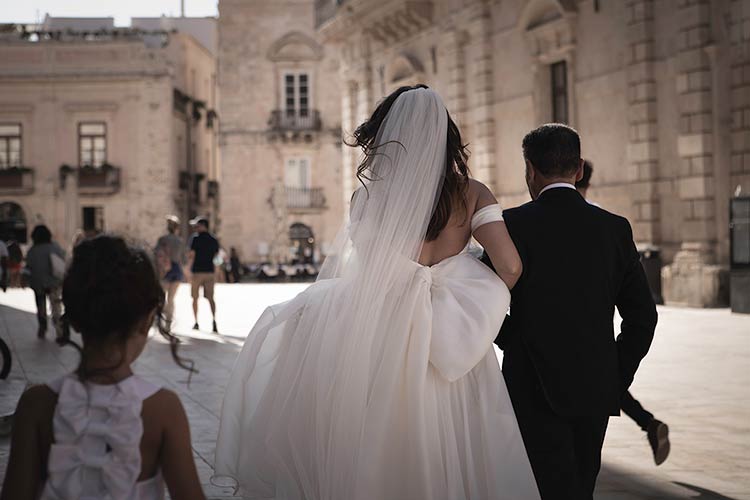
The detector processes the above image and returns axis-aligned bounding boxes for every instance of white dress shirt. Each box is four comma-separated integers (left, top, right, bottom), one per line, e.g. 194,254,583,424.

539,182,577,196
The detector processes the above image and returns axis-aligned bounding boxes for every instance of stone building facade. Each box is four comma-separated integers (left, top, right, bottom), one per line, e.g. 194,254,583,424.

218,0,343,264
316,0,750,307
0,17,219,250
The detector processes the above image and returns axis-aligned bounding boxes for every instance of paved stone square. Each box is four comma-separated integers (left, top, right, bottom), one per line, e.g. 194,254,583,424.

0,283,748,499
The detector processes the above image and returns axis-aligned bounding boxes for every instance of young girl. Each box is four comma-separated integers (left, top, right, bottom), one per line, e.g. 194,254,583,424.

1,235,205,500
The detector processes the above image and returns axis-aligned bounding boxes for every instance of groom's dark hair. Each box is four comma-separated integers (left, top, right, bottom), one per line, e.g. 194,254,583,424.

522,124,581,177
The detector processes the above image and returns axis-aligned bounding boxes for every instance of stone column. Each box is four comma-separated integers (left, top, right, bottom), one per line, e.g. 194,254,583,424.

729,0,750,194
439,28,468,129
625,0,661,246
662,0,728,306
465,3,497,192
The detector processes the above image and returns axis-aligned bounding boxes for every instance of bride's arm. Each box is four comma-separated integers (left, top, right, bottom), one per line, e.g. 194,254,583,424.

471,181,523,289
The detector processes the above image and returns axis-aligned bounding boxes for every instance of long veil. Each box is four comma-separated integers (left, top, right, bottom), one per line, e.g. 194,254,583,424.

213,88,539,499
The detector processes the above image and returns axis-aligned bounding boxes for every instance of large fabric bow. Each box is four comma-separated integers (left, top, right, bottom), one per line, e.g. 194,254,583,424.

39,376,144,500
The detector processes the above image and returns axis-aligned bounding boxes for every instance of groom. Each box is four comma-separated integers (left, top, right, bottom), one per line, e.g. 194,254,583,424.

483,124,657,499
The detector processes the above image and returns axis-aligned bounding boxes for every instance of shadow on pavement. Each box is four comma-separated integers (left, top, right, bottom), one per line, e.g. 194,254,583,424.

673,482,739,500
597,464,738,499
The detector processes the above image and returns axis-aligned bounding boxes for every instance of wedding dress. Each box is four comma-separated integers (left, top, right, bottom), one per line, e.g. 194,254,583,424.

215,88,540,499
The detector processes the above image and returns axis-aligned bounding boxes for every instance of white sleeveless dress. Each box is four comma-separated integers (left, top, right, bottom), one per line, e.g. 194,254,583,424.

215,204,541,499
40,374,165,500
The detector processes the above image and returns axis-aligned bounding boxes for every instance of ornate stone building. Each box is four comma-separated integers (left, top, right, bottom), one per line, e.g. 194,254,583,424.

0,16,219,248
218,0,343,264
316,0,750,307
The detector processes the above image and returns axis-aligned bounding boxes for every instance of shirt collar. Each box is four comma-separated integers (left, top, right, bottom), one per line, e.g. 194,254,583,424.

539,182,577,196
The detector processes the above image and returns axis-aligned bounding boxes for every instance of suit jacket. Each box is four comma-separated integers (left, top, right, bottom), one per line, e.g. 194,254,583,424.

482,187,657,416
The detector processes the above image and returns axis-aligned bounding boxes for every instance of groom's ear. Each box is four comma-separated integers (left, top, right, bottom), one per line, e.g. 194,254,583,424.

574,159,584,183
525,159,535,181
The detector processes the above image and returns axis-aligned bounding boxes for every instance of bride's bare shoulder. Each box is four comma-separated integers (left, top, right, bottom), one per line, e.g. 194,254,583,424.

467,178,497,210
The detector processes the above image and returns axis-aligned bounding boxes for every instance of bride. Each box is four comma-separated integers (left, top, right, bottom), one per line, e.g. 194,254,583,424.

214,85,540,499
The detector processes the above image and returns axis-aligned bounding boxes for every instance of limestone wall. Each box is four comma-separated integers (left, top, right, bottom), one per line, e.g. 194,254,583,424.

218,0,343,262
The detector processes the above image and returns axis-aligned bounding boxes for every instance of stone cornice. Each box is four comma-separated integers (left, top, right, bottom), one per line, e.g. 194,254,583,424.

318,0,434,43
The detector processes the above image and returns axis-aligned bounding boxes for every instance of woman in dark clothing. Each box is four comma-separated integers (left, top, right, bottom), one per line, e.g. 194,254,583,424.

26,225,65,340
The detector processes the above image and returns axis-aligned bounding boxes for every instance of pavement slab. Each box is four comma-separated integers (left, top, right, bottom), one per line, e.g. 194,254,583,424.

0,284,747,499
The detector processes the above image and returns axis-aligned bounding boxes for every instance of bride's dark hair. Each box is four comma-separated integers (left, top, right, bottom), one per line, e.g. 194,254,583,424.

347,84,470,241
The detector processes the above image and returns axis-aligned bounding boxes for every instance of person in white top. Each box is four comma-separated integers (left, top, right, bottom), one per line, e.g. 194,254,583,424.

1,235,205,500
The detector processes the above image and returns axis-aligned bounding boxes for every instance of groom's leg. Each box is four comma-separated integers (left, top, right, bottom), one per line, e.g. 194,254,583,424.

571,416,609,500
504,351,581,499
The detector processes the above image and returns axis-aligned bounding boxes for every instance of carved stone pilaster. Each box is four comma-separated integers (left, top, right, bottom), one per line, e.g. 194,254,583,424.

465,4,498,192
663,0,729,306
625,0,661,245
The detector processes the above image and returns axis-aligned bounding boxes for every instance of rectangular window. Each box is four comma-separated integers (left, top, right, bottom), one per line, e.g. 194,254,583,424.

78,122,107,167
551,61,568,124
82,206,105,234
0,123,22,168
285,158,311,189
283,72,311,117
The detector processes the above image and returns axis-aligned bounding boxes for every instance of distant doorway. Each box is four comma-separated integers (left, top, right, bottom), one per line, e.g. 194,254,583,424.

0,202,27,243
289,222,314,264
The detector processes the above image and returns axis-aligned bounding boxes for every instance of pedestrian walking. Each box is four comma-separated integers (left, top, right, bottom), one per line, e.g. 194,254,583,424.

229,247,242,283
577,159,670,465
187,217,219,332
0,240,8,292
25,225,65,340
155,215,185,326
6,240,23,288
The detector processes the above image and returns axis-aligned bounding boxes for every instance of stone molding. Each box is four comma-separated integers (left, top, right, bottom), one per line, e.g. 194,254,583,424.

267,31,324,62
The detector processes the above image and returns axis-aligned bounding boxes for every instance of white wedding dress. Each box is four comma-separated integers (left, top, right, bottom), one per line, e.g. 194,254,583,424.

215,88,540,500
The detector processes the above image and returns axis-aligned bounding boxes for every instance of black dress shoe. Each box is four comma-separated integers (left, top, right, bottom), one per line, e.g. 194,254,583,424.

647,419,670,465
212,321,218,333
192,322,200,330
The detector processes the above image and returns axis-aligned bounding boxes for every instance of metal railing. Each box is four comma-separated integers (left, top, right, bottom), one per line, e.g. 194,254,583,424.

77,165,121,194
286,186,326,210
269,110,322,132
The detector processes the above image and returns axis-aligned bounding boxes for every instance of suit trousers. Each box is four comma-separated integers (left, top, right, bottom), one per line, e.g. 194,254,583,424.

504,346,609,500
621,391,654,431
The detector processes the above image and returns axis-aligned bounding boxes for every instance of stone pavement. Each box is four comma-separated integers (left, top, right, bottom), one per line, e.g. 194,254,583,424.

0,284,748,499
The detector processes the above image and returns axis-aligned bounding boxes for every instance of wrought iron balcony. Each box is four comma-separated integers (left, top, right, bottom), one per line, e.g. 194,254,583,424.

268,110,322,132
76,164,121,195
286,186,326,211
0,167,34,194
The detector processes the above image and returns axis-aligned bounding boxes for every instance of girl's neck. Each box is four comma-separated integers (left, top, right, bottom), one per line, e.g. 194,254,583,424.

80,345,135,385
84,365,134,385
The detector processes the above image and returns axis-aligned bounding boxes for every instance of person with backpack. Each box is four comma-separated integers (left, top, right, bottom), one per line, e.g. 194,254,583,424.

25,225,65,340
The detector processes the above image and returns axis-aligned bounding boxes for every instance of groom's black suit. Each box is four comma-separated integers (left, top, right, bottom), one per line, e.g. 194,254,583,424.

482,186,657,500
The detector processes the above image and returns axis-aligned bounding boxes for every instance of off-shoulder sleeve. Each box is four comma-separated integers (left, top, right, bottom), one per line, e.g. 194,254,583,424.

471,204,504,233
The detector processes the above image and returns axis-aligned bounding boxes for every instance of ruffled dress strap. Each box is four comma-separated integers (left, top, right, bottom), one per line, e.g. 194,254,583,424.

41,374,163,500
471,203,504,233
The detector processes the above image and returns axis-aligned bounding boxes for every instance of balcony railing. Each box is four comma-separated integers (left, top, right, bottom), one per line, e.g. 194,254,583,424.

269,110,322,132
77,164,121,195
286,186,326,211
0,167,34,194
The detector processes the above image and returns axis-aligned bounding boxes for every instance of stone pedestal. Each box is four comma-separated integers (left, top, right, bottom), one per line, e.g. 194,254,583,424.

662,243,729,307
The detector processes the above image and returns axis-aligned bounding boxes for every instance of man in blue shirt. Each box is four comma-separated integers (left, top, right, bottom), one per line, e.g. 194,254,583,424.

188,217,219,333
